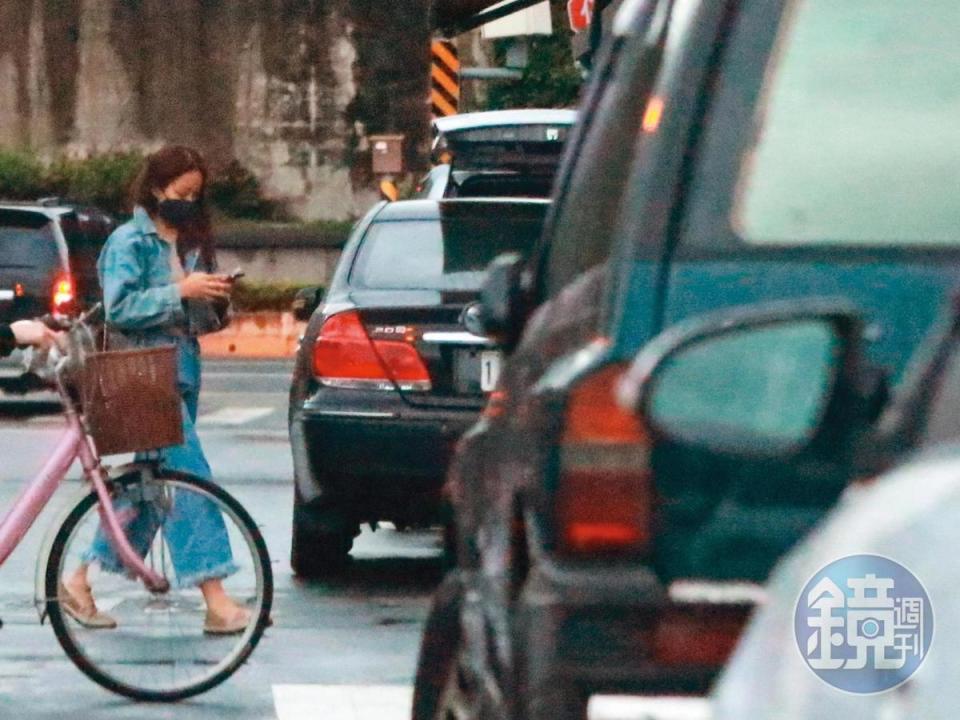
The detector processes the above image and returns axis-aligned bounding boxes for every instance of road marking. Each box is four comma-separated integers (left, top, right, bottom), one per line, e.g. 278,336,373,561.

588,696,712,720
26,415,63,425
197,406,275,426
269,687,711,720
273,684,412,720
203,371,292,380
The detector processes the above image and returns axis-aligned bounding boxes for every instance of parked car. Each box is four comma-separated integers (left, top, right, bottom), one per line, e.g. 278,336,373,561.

414,109,576,200
710,290,960,719
0,199,116,393
287,198,549,577
413,0,960,718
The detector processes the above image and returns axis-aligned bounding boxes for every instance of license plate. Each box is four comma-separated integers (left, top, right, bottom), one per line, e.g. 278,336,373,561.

480,350,502,392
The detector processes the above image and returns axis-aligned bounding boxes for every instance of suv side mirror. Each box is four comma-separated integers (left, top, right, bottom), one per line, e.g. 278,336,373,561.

292,286,324,322
478,252,527,349
619,301,865,457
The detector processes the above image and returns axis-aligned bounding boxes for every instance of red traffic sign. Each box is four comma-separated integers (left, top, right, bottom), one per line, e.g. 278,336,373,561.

567,0,595,32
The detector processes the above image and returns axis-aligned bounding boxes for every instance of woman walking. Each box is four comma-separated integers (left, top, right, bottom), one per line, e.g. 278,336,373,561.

61,145,252,634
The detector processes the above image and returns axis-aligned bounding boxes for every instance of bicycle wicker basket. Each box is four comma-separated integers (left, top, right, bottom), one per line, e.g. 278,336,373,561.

81,345,183,455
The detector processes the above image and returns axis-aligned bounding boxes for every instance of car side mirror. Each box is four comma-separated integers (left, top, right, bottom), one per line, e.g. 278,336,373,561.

292,286,324,322
619,302,865,457
478,252,527,349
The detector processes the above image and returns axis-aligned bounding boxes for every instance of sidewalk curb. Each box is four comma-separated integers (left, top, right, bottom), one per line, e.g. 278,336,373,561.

199,312,306,360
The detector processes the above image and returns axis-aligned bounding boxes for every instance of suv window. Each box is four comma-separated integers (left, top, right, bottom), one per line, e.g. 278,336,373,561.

60,211,112,305
351,210,543,292
734,0,960,246
541,0,676,299
0,211,59,268
683,0,960,251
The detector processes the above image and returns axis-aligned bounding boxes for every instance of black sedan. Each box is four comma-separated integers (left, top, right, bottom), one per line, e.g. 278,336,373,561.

288,198,548,577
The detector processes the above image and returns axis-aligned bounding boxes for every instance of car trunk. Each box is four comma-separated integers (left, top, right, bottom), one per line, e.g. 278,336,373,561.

351,291,493,411
442,124,572,198
346,200,548,410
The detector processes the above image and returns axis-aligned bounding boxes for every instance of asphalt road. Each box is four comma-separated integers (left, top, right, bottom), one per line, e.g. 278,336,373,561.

0,360,444,720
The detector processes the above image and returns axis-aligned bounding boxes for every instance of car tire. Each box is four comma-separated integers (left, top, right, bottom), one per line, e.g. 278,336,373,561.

290,496,355,578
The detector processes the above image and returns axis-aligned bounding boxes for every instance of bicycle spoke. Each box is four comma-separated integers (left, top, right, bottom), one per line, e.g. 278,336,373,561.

45,472,272,701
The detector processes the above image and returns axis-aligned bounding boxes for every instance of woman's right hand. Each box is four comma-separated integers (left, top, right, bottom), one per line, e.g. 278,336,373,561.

178,273,232,301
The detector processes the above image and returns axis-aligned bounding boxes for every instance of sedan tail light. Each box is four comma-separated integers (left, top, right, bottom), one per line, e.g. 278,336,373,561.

312,310,431,392
52,273,76,314
556,363,653,555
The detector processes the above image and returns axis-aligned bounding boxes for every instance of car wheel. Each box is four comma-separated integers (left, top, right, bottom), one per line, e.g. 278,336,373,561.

412,571,482,720
290,496,355,578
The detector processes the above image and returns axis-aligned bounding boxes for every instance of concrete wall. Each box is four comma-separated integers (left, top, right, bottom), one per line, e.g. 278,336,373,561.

0,0,433,221
218,245,340,287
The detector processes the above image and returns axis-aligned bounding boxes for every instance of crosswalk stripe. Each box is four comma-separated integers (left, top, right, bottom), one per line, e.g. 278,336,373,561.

197,407,274,426
26,415,62,425
588,696,713,720
273,684,413,720
270,686,711,720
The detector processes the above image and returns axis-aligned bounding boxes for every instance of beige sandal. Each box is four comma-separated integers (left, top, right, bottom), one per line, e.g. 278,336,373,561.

58,581,118,630
203,606,253,636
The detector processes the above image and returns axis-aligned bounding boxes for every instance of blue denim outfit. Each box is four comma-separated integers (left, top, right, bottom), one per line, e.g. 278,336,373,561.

84,207,238,587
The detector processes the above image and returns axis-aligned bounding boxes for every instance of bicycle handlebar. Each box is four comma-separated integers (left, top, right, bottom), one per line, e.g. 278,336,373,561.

24,305,104,390
39,303,103,332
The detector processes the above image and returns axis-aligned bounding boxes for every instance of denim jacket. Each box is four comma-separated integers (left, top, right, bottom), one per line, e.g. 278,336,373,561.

97,207,228,349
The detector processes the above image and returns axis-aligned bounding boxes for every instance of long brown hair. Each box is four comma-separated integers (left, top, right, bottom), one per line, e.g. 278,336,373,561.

130,145,215,269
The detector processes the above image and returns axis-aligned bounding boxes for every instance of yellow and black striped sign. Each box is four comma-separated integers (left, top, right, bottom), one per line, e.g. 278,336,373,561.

431,39,460,118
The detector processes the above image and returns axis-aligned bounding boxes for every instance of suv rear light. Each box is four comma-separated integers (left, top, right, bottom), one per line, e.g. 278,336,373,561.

52,273,76,314
556,363,653,555
652,605,751,667
312,310,431,392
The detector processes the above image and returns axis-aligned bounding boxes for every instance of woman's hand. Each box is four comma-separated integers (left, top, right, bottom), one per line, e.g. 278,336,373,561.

10,320,60,349
178,273,232,301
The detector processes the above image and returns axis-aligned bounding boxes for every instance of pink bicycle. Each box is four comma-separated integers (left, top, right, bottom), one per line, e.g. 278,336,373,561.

0,308,272,701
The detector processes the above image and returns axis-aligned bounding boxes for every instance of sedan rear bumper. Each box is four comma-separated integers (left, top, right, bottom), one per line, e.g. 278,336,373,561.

292,390,480,518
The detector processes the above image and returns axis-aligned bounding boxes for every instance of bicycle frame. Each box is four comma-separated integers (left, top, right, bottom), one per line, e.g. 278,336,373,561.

0,358,169,594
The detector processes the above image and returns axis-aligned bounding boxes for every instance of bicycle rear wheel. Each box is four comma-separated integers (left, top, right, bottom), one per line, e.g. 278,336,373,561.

45,469,273,702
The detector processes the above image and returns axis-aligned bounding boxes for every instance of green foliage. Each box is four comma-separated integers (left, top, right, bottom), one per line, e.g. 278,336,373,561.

216,218,354,249
0,149,46,199
230,281,321,313
486,2,583,110
46,152,143,216
209,160,286,220
0,148,292,223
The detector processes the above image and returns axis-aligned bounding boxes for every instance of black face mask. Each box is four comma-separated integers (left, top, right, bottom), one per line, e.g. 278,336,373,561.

157,199,202,228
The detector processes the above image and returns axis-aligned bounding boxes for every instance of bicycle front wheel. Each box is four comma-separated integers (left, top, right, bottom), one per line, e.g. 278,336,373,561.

45,470,273,702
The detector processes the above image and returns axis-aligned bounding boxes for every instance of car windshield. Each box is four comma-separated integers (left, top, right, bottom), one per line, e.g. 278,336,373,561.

0,213,59,269
351,208,544,291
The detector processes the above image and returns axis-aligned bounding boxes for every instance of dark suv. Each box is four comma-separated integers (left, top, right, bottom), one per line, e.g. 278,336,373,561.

413,0,960,718
287,198,548,577
0,200,115,392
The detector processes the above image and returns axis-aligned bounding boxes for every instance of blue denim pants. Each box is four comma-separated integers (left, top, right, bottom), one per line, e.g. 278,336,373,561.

84,338,239,587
